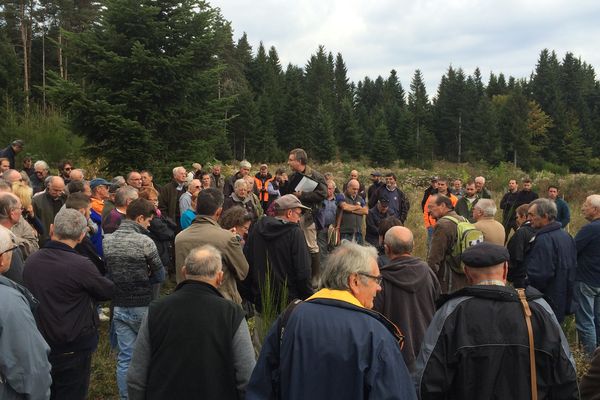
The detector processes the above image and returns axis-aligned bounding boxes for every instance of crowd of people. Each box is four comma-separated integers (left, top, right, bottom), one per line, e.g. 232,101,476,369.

0,140,599,399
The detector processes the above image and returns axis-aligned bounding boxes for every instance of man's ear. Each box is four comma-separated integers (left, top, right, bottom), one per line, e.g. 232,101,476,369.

348,273,360,296
181,265,187,279
215,207,223,220
383,243,391,257
216,270,224,287
49,224,54,238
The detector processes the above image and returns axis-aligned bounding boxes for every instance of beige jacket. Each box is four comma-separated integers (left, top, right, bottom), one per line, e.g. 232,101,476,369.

175,216,249,304
11,216,39,259
474,217,506,245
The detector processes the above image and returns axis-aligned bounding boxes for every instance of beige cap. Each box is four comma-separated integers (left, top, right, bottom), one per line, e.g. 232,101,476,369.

274,194,310,211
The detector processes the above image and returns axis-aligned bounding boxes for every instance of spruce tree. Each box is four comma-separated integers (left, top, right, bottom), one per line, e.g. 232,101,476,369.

310,101,336,162
47,0,232,173
370,117,395,166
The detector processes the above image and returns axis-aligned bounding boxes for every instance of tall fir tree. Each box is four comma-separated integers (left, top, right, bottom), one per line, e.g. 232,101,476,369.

46,0,233,174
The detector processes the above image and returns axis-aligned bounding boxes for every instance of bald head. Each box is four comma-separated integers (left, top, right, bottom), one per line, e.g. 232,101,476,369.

47,176,65,199
69,169,84,182
3,170,22,185
346,179,360,197
384,226,414,257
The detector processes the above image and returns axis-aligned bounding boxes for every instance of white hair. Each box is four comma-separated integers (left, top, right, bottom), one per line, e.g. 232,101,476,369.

172,166,185,176
587,194,600,209
474,199,497,217
34,160,49,170
320,242,377,290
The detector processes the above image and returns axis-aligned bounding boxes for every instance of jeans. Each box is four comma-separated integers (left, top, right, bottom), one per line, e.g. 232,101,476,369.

341,232,363,245
575,281,600,356
113,306,148,399
317,229,329,264
49,350,93,400
426,226,435,251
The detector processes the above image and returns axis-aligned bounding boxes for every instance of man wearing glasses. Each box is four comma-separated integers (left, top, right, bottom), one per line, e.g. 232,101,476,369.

244,194,313,313
30,160,50,194
58,160,73,185
247,241,416,400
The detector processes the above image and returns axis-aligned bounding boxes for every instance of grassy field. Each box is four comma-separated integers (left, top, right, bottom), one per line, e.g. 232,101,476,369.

88,161,596,398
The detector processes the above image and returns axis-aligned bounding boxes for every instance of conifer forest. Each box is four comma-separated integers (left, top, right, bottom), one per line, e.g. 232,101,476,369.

1,0,600,175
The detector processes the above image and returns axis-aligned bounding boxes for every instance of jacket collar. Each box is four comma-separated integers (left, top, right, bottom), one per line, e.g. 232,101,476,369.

175,279,223,297
536,220,562,235
193,215,219,226
437,284,544,308
307,288,364,308
43,240,79,254
118,219,149,234
0,275,39,312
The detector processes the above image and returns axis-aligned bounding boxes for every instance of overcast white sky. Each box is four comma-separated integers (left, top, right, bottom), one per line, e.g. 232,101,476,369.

209,0,600,97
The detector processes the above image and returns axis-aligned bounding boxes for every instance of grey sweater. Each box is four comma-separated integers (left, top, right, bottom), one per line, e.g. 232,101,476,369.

103,220,165,307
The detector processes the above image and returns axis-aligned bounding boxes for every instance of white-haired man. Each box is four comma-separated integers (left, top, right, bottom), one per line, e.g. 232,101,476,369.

474,176,492,199
247,241,416,400
473,198,505,245
30,160,50,194
159,166,187,227
128,245,255,400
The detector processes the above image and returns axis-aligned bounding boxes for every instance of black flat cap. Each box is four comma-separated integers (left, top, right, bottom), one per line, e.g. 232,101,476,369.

461,242,509,268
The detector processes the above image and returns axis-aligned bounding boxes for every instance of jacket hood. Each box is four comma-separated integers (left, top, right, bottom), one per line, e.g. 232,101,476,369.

256,216,300,240
0,274,39,312
380,255,434,293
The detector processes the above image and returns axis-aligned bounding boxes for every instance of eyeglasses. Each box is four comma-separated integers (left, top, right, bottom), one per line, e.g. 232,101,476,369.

358,272,383,285
64,167,72,171
0,245,18,256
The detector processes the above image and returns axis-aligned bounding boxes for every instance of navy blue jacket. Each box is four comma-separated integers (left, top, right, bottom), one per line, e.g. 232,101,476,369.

23,241,115,354
575,219,600,286
246,290,417,400
525,221,577,323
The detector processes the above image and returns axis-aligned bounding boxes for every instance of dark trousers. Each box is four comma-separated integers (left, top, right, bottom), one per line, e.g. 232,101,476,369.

49,350,93,400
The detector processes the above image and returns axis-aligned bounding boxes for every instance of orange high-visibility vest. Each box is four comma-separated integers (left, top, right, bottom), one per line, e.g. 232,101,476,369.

254,176,274,203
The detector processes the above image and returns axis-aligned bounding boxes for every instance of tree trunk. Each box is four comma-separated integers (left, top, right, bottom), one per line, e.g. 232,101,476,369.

19,0,30,112
58,29,64,79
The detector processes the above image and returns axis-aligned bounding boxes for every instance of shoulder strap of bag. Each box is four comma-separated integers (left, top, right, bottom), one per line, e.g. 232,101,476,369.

335,203,344,229
517,288,538,400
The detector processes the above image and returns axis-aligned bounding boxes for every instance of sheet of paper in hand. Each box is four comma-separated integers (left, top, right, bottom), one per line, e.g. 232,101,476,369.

294,176,318,192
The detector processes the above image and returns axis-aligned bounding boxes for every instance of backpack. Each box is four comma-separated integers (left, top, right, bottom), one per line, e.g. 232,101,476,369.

441,215,484,274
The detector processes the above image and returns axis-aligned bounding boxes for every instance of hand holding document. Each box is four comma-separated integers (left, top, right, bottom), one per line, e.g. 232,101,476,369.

294,176,318,193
